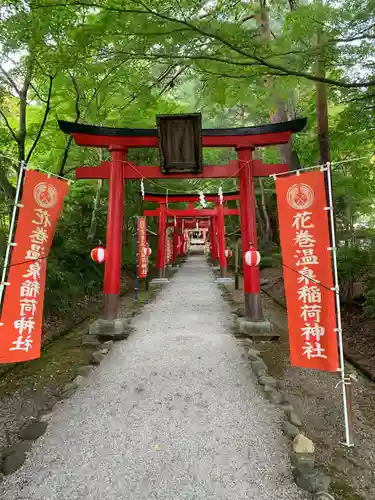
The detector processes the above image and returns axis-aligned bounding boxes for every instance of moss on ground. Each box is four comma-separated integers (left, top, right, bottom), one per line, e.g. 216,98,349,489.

0,323,95,399
0,288,156,401
330,478,365,500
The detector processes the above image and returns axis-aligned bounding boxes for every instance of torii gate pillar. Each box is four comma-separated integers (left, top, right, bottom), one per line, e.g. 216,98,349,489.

238,147,264,322
210,216,218,262
172,219,179,264
157,202,167,278
216,202,227,277
103,146,126,319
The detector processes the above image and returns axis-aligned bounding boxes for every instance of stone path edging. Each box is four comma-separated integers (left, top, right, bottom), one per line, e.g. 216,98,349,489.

0,291,149,479
214,270,338,499
0,261,172,480
247,346,333,498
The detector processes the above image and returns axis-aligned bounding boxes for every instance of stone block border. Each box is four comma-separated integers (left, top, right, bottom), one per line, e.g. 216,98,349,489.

247,346,334,498
0,330,123,477
0,273,163,480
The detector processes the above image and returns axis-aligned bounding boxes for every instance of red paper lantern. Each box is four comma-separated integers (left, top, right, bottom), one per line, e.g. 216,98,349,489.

224,248,232,258
245,249,261,267
91,246,107,263
143,247,152,257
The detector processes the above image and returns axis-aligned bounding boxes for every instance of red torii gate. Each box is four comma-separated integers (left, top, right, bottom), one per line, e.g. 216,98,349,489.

167,218,211,261
143,191,240,279
59,116,306,329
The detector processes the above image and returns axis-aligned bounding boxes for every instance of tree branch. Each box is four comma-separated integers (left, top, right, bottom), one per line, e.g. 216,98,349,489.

29,82,48,103
0,157,17,199
0,66,20,96
35,0,375,88
58,72,80,176
158,66,187,95
26,75,54,163
0,109,19,144
331,32,375,43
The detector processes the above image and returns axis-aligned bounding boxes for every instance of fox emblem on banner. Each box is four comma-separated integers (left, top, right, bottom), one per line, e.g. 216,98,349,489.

0,171,69,364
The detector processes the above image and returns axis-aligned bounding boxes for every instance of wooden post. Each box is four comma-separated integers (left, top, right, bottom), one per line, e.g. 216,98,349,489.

104,146,126,319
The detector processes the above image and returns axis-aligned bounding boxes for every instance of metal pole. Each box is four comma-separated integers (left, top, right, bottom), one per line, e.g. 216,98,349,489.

0,160,27,315
325,162,354,447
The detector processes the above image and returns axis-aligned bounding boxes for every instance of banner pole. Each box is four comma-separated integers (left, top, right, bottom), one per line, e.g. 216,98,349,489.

0,160,27,314
135,216,139,303
325,162,354,447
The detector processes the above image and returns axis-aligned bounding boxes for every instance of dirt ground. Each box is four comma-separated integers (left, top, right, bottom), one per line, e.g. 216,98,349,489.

261,267,375,381
224,267,375,500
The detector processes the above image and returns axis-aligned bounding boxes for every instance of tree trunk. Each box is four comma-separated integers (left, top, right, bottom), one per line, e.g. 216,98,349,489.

270,102,294,166
87,180,103,242
264,0,299,168
258,178,272,245
18,59,33,165
255,196,266,243
88,149,104,241
316,53,330,165
315,0,330,165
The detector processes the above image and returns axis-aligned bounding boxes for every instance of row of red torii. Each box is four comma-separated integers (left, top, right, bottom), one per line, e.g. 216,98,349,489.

59,115,306,330
143,191,241,274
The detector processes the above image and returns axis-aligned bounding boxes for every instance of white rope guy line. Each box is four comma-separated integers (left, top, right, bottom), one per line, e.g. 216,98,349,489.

269,155,374,179
0,152,74,183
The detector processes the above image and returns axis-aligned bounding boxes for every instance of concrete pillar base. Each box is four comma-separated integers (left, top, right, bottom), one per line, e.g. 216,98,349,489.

216,277,235,285
236,317,280,340
149,278,170,285
89,318,131,341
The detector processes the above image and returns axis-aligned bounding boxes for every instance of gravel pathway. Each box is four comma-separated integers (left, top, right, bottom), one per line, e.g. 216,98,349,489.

0,255,306,500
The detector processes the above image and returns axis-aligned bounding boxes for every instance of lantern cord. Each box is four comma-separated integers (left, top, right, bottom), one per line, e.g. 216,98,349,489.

0,253,49,273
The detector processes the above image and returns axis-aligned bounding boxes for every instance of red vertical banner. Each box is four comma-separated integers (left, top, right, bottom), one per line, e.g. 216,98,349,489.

0,171,69,363
275,170,339,372
137,217,148,279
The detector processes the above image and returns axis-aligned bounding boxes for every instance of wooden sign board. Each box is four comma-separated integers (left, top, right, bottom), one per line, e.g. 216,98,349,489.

156,113,202,174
